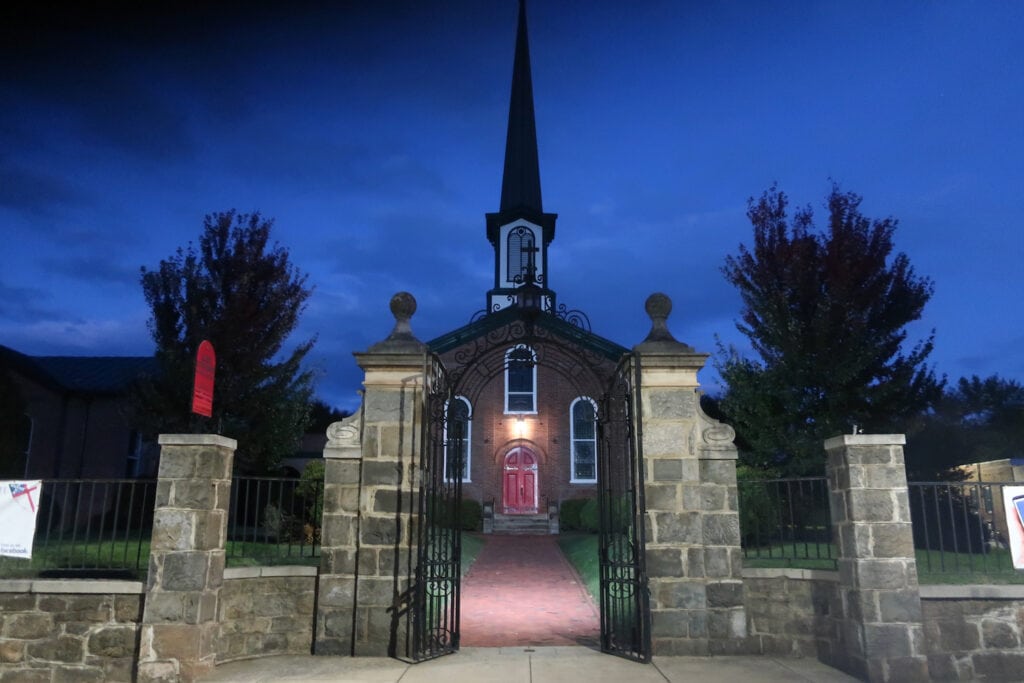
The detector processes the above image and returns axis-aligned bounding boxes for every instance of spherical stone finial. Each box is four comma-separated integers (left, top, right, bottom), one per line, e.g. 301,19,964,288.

645,292,672,323
635,291,695,353
367,291,424,352
390,291,417,323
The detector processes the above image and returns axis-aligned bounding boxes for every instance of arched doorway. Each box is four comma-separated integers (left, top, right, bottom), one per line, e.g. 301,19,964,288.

502,446,538,514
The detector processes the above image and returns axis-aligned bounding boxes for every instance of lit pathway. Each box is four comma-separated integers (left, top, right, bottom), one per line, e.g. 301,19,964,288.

458,534,600,647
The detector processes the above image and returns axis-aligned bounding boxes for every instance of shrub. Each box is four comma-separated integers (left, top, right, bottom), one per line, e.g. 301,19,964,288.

426,496,482,531
297,460,325,523
579,499,599,533
560,499,589,531
460,499,482,531
736,465,782,546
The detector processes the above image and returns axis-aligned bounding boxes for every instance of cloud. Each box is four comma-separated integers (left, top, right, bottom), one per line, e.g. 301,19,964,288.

38,255,139,288
0,316,151,356
0,164,87,214
0,280,60,323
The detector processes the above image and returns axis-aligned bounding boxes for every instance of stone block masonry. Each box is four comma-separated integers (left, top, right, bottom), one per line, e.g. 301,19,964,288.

825,434,930,682
635,293,749,656
137,433,235,683
921,585,1024,681
315,349,424,658
217,567,318,663
0,579,144,683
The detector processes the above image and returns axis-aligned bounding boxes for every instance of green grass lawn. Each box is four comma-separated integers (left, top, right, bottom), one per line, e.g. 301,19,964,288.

557,533,600,600
0,536,152,579
461,532,484,576
743,541,1024,584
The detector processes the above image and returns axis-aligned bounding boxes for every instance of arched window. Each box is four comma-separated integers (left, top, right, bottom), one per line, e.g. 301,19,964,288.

505,345,536,413
507,225,536,283
570,397,597,483
444,396,472,482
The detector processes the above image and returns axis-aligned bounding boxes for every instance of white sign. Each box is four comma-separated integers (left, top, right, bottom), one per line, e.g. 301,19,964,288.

1003,486,1024,571
0,480,42,559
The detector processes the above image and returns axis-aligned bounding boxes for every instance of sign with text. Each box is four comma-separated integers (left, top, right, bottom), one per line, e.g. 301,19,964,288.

0,481,42,559
191,340,216,418
1003,486,1024,570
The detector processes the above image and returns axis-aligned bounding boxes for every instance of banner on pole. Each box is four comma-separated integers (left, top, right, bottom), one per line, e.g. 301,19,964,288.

0,480,42,559
191,340,216,418
1003,486,1024,571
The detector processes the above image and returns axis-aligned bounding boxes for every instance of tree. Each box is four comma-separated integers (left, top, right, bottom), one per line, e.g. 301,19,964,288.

0,365,30,478
135,210,316,473
717,184,943,475
307,399,351,435
905,374,1024,479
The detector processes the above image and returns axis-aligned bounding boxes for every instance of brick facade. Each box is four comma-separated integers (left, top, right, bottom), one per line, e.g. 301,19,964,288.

439,338,612,511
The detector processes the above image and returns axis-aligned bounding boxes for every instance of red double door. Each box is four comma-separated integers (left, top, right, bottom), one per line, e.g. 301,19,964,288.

502,447,538,514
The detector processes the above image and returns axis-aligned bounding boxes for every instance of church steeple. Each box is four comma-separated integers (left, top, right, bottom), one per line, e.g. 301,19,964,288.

485,0,557,314
500,0,542,214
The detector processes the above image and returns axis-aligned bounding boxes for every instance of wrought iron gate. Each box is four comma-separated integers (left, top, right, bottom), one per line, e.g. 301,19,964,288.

411,352,463,661
597,353,651,662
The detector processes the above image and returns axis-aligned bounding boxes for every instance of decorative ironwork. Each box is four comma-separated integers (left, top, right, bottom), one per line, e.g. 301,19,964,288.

597,354,651,662
412,353,463,661
419,308,649,664
448,315,614,408
548,302,591,331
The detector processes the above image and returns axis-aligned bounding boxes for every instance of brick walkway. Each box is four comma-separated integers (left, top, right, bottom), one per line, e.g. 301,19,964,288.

459,534,600,647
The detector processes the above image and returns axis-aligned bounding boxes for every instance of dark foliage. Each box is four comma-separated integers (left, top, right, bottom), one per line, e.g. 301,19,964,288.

905,374,1024,479
717,184,942,475
133,210,316,473
307,400,352,434
560,498,590,531
0,366,30,478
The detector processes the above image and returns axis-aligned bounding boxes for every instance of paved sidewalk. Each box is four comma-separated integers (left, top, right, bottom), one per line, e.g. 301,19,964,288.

199,647,862,682
460,534,598,647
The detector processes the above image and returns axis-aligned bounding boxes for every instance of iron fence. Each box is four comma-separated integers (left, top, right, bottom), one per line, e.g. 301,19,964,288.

737,476,836,570
909,481,1022,582
226,475,323,565
0,478,157,579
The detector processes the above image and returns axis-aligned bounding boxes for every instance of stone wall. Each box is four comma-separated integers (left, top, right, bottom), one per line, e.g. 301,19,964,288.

216,567,317,663
0,579,144,683
921,586,1024,681
741,569,842,660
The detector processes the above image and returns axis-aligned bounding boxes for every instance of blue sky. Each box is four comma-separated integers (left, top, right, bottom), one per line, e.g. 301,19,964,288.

1,1,1022,412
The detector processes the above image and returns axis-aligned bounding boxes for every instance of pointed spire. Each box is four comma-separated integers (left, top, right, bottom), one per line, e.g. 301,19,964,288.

499,0,543,213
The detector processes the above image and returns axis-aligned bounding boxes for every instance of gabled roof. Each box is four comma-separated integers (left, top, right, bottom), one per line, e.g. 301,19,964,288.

0,344,156,396
427,306,628,362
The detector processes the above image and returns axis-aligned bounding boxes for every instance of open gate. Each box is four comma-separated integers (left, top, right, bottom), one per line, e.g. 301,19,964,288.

411,321,650,663
411,352,463,661
597,353,651,662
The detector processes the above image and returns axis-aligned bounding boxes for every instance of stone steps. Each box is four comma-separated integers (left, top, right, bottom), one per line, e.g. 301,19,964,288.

491,513,552,535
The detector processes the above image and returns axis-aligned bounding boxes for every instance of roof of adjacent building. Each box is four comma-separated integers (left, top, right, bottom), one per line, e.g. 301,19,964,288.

0,344,157,396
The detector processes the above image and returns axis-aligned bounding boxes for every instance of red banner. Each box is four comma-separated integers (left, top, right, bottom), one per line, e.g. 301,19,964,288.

191,340,215,418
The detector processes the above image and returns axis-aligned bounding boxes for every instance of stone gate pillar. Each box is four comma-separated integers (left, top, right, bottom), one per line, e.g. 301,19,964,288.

138,433,235,683
633,294,747,655
825,434,929,682
315,292,425,657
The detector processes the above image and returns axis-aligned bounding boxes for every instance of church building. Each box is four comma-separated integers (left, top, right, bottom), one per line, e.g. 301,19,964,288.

424,1,633,528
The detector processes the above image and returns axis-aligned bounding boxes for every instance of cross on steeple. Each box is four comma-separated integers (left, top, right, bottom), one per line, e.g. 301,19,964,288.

519,243,540,285
484,0,558,314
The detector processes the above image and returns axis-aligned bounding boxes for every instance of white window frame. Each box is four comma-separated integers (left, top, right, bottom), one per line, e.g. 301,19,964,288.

504,345,537,414
499,221,544,287
569,396,598,483
443,396,472,482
